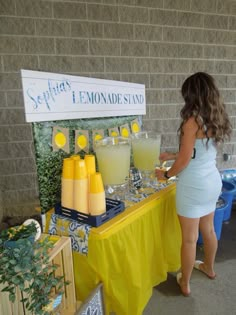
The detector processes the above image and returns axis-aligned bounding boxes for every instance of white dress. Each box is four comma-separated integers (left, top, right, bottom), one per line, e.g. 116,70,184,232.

176,138,222,218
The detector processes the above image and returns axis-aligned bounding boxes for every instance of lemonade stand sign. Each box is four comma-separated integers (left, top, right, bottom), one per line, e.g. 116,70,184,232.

20,69,144,214
21,69,146,123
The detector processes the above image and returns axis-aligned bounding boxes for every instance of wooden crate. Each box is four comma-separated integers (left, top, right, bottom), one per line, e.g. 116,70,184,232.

0,235,77,315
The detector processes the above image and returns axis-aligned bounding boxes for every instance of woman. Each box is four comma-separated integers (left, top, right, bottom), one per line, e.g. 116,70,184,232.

155,72,232,296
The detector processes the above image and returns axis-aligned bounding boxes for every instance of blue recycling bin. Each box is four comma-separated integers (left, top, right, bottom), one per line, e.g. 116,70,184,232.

197,196,228,245
220,169,236,201
232,177,236,201
220,180,236,221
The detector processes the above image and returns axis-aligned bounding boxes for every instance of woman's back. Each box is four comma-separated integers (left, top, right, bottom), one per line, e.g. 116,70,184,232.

181,138,217,176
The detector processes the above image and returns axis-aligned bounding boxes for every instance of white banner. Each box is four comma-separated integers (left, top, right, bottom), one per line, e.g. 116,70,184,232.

21,69,146,122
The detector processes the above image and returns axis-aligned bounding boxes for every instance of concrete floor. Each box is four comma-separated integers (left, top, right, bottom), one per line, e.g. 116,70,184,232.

143,203,236,315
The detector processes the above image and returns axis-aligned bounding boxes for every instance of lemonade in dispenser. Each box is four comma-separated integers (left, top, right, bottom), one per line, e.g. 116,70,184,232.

131,131,161,186
94,136,131,199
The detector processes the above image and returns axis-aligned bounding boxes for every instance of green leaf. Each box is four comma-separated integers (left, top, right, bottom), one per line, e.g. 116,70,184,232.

9,259,17,265
9,293,16,303
21,297,27,303
11,276,21,285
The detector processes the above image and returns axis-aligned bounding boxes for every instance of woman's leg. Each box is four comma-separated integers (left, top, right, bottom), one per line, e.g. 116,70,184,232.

178,215,200,295
198,211,217,278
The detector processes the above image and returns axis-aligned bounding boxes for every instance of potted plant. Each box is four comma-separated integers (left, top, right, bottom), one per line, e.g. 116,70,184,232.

0,221,67,315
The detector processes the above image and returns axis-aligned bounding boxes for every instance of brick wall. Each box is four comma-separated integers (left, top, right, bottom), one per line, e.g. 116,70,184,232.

0,0,236,216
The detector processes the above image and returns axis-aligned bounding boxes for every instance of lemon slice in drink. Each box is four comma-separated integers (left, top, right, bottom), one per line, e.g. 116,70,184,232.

77,134,87,149
55,132,66,148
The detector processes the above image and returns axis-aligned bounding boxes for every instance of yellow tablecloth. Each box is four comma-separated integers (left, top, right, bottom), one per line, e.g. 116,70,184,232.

46,183,181,315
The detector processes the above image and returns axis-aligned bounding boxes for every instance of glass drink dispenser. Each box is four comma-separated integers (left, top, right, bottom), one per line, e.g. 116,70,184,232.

131,131,161,186
94,136,131,199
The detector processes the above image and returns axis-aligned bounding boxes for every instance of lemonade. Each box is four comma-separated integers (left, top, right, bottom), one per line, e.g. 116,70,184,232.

95,137,131,186
132,132,161,171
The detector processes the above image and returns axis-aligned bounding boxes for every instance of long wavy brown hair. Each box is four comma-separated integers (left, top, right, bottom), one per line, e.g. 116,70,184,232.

178,72,232,144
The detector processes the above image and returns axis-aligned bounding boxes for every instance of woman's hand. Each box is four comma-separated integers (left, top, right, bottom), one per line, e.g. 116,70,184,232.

155,167,167,181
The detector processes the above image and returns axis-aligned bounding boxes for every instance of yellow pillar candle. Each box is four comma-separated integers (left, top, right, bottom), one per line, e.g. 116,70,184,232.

61,158,74,209
73,159,89,214
89,172,106,216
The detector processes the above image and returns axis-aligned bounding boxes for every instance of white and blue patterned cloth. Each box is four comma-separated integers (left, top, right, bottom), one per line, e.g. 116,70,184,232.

48,181,175,254
48,213,91,255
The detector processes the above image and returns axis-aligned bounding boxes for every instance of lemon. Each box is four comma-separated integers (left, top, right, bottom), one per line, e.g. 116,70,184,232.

121,127,129,138
55,132,66,148
94,134,103,141
132,122,140,133
111,130,118,137
77,134,87,149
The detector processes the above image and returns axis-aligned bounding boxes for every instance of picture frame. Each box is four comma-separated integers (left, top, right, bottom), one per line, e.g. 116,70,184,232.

77,283,105,315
